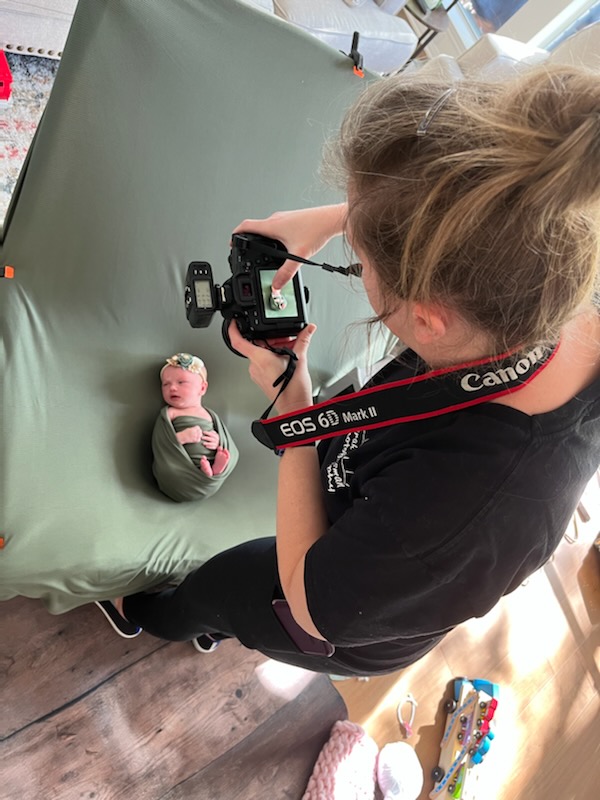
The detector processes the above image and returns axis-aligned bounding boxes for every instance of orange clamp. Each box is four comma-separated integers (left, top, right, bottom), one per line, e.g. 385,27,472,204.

1,266,15,279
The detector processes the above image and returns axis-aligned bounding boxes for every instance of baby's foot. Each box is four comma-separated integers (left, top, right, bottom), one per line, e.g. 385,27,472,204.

211,447,230,476
199,456,214,477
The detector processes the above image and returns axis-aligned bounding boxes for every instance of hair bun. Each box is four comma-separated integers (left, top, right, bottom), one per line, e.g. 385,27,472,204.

498,66,600,213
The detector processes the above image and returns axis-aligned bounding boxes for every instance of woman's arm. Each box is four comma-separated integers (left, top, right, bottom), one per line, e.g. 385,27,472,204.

227,320,328,639
228,203,351,636
275,447,328,640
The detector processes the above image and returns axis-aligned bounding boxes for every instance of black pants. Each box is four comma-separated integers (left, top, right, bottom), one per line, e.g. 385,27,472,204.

123,537,355,675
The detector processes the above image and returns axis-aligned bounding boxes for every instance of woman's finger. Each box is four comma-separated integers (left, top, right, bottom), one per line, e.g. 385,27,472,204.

227,320,256,357
291,324,317,357
271,260,301,291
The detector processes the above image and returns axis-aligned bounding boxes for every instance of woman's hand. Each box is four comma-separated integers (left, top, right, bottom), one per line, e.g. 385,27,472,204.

232,204,347,291
228,321,317,415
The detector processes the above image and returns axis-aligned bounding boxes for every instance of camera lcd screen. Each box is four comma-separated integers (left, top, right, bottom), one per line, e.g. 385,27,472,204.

194,279,213,309
259,269,298,319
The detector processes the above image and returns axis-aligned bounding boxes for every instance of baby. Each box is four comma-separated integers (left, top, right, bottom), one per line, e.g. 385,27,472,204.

161,353,230,477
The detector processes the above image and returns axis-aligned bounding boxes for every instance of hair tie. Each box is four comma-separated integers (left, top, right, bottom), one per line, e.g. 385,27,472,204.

397,692,418,738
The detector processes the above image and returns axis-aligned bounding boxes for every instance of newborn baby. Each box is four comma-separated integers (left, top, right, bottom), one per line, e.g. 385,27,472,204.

152,353,238,501
160,353,229,476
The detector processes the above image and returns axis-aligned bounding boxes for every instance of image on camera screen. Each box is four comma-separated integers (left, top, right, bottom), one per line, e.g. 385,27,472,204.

259,269,298,319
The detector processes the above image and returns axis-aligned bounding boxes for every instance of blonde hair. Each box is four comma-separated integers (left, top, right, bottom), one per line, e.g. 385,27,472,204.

325,65,600,352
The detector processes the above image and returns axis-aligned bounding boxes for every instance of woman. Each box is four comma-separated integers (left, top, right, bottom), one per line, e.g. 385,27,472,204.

116,65,600,676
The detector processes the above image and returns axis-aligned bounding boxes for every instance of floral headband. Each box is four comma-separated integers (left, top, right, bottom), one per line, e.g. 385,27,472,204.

160,353,206,378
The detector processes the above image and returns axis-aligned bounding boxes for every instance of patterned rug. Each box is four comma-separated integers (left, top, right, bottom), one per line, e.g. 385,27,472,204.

0,53,58,224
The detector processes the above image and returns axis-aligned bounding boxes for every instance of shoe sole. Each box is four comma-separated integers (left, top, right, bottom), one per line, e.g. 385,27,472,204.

95,600,142,638
192,636,220,653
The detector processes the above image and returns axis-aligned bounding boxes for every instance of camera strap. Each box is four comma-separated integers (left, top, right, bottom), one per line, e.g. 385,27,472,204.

251,342,559,451
241,235,355,422
250,240,361,277
257,343,299,421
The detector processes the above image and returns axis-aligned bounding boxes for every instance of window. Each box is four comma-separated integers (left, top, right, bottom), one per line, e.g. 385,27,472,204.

546,0,600,48
446,0,599,49
459,1,530,35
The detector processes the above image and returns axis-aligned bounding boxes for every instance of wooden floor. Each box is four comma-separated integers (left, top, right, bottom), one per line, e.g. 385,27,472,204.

0,494,598,800
336,471,600,800
0,599,346,799
2,488,596,800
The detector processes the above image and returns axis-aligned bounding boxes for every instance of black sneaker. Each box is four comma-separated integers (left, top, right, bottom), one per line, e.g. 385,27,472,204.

191,634,220,653
95,600,142,639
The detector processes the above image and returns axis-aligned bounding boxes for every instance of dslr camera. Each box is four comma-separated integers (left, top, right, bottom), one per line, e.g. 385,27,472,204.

185,233,309,354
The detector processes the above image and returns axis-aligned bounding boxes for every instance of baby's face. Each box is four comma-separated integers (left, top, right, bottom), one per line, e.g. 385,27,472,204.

161,365,207,408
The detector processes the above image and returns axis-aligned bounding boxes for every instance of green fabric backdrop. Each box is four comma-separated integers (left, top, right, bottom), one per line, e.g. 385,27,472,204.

0,0,381,612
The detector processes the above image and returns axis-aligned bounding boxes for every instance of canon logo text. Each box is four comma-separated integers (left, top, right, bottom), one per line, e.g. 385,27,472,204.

460,347,546,392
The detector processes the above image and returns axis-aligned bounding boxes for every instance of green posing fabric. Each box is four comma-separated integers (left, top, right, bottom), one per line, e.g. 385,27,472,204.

152,407,239,502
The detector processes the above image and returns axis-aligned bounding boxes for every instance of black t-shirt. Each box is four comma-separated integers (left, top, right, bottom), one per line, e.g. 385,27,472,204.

304,351,600,674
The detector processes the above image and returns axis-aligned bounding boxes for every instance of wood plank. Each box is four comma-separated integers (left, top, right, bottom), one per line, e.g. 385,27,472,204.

0,596,165,739
494,647,597,800
1,637,346,799
162,674,347,800
336,646,453,747
521,691,600,800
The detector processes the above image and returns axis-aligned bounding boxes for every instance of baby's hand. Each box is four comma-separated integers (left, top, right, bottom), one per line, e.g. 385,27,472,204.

201,430,220,450
176,426,203,445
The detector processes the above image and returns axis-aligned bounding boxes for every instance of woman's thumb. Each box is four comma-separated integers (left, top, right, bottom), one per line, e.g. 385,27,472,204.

295,323,317,354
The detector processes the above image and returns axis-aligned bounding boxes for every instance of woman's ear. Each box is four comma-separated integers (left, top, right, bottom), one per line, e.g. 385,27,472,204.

411,302,448,344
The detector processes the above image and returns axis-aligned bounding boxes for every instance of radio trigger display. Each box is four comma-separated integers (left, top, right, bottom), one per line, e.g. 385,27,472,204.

194,279,213,309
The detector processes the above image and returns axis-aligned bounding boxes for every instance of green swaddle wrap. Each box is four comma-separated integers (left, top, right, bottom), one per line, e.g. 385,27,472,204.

152,406,239,502
171,414,215,467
